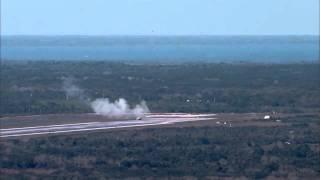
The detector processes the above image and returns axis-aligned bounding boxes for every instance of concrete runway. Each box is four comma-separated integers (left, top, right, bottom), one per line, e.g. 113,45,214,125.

0,113,216,138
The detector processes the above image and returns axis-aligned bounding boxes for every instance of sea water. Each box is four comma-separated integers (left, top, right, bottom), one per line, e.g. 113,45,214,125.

1,36,319,63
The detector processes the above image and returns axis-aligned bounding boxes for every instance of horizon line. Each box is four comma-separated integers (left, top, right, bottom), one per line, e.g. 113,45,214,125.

1,34,319,37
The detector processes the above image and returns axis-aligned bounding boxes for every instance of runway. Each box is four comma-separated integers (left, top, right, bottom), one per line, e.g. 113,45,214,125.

0,113,216,138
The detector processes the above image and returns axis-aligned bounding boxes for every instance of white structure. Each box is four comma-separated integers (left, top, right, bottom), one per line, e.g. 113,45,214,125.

263,115,271,120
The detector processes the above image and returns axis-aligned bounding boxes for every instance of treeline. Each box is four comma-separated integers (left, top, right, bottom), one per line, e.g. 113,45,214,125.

1,61,319,115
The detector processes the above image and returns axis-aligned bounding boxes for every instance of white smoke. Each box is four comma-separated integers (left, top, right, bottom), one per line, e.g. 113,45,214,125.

91,98,150,118
62,77,87,100
61,77,150,118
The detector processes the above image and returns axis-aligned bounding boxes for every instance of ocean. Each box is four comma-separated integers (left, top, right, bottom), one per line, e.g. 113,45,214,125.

1,36,319,63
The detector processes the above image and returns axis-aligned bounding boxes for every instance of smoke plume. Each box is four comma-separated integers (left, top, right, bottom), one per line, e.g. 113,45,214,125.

91,98,150,118
61,77,150,118
62,77,87,101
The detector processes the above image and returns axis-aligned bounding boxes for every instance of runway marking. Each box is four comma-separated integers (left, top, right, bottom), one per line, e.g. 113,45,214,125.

0,122,171,138
0,114,216,138
145,114,216,118
1,122,101,130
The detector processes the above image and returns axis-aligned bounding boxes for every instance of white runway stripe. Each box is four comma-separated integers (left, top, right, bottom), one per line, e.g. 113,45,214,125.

1,122,101,131
0,113,216,138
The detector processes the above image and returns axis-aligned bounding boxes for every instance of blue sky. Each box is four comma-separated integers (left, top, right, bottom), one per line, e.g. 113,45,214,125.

1,0,319,35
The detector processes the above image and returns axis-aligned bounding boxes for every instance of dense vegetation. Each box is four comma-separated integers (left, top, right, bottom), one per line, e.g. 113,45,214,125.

1,115,319,179
1,61,319,179
1,61,319,116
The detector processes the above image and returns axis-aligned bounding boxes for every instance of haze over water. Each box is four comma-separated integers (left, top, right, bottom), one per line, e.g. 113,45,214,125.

1,36,319,63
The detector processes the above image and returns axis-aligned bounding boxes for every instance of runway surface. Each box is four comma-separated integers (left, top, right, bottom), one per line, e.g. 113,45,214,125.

0,113,216,138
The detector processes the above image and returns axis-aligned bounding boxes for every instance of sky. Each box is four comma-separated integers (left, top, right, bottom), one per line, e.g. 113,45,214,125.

1,0,319,36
